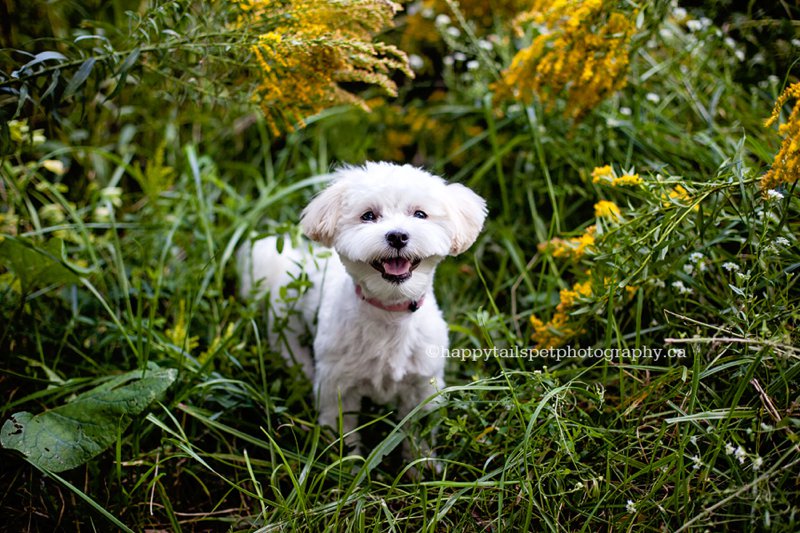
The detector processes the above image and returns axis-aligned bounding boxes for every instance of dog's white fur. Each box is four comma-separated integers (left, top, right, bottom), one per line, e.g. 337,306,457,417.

238,162,486,448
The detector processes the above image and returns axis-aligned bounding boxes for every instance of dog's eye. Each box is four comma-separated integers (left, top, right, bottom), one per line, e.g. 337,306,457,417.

361,210,377,222
413,210,428,219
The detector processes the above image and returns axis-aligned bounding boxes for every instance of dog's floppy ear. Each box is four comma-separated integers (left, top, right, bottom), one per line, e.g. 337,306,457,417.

446,183,487,255
300,179,346,247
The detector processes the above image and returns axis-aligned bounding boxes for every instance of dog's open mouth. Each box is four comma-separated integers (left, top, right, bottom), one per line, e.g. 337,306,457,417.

371,257,421,283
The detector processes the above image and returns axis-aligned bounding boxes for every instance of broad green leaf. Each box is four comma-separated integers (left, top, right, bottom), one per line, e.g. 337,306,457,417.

0,363,177,472
63,57,97,99
108,47,140,100
12,50,67,77
0,236,78,293
117,47,140,76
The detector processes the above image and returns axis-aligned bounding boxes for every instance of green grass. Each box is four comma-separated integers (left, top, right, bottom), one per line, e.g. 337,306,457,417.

2,1,800,531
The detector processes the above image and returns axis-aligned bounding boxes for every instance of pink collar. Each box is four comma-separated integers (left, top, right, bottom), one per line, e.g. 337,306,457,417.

355,284,424,313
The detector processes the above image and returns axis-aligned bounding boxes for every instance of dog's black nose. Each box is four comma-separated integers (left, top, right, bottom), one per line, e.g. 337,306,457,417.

386,230,409,249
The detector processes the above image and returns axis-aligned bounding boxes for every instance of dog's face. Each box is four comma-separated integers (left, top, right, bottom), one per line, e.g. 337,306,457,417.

300,162,487,301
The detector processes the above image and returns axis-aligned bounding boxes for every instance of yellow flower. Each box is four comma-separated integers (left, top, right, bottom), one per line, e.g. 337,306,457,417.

762,81,800,191
662,184,699,210
669,185,690,201
594,200,621,221
166,300,199,353
625,285,638,300
530,276,593,349
560,278,592,309
240,0,412,135
199,323,236,364
539,225,596,260
592,164,642,187
591,165,614,183
557,279,592,309
530,313,576,349
494,0,637,120
613,173,642,187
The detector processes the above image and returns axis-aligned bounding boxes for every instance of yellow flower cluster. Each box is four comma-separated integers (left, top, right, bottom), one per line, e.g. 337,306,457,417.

494,0,637,120
594,200,621,220
538,225,596,260
613,174,642,186
530,277,592,349
240,0,412,135
762,81,800,191
530,161,645,349
591,165,613,182
661,184,698,210
199,323,237,365
165,300,199,352
591,165,642,187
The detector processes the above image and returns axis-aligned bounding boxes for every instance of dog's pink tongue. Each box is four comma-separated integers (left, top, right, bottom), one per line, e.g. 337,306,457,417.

383,257,411,276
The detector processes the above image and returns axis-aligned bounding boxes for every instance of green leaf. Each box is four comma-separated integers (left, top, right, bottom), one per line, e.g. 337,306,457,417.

105,48,141,102
40,69,61,100
117,47,140,76
0,363,177,472
0,236,79,293
63,58,96,99
13,51,67,76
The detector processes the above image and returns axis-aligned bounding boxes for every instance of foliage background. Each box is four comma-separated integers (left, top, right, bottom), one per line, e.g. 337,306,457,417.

1,0,799,531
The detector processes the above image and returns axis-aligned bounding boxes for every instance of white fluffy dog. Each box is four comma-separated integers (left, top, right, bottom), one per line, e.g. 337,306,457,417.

238,162,486,450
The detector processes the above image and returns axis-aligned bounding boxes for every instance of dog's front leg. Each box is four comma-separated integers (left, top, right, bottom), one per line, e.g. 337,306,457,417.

398,375,444,470
316,380,361,452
